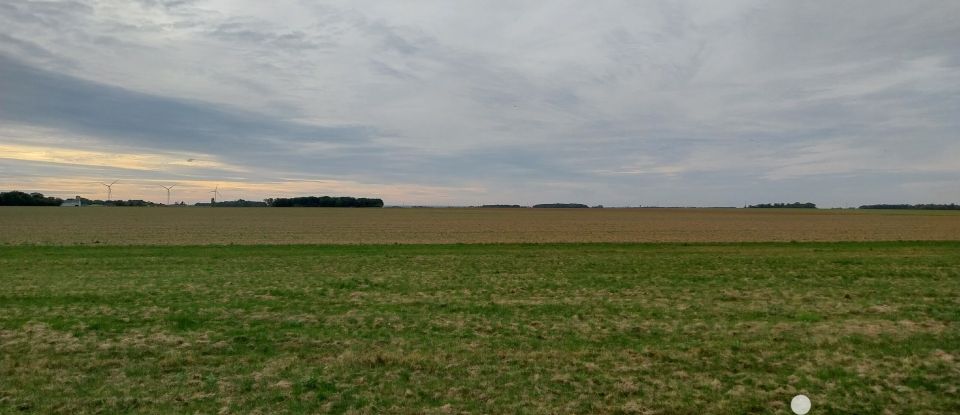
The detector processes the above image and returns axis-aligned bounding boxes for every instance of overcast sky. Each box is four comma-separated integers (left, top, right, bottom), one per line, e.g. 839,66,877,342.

1,1,958,206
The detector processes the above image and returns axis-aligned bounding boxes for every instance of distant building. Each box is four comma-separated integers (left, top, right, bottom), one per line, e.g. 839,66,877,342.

60,196,82,207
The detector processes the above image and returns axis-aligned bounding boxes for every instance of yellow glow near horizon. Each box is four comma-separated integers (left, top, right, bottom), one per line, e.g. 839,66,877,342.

0,175,486,205
0,139,486,204
0,143,236,171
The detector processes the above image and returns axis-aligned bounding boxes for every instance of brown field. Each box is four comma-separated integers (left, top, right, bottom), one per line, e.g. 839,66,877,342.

1,207,959,245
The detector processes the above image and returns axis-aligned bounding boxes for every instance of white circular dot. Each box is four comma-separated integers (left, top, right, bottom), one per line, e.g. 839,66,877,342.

791,394,811,415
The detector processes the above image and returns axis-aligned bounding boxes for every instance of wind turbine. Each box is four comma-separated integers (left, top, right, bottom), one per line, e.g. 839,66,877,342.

160,184,177,205
101,180,118,201
209,185,222,205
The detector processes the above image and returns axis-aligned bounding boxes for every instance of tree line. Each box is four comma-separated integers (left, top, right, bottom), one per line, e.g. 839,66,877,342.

5,190,957,210
0,192,164,207
0,191,63,206
197,199,269,207
1,191,384,208
532,203,590,208
265,196,384,207
748,202,817,209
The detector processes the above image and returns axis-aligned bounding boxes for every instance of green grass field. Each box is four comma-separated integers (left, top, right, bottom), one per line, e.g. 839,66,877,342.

1,242,957,414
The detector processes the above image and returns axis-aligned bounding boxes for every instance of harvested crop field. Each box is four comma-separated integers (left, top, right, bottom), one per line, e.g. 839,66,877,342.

1,242,958,414
1,207,959,245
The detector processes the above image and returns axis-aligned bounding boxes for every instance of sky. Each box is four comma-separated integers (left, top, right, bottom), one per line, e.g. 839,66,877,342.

1,0,958,207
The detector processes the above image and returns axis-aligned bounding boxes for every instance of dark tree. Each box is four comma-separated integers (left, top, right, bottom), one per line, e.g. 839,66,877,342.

0,191,64,206
206,199,269,207
268,196,384,208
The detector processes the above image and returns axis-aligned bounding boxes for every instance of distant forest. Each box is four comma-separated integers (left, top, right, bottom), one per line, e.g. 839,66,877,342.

533,203,590,208
0,191,383,208
0,191,63,206
859,204,960,210
98,199,159,206
266,196,384,207
0,191,161,206
196,199,268,207
748,202,817,209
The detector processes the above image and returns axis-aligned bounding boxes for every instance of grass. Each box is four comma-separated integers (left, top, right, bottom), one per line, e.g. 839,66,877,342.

1,242,958,413
1,207,959,245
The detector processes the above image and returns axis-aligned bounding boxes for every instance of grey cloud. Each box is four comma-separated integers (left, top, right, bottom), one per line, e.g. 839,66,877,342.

0,33,75,69
1,0,959,205
747,2,960,66
0,1,92,27
0,54,374,158
207,20,334,51
134,0,196,10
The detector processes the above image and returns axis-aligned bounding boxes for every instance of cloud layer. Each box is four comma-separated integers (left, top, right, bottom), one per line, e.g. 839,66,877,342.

1,0,958,206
